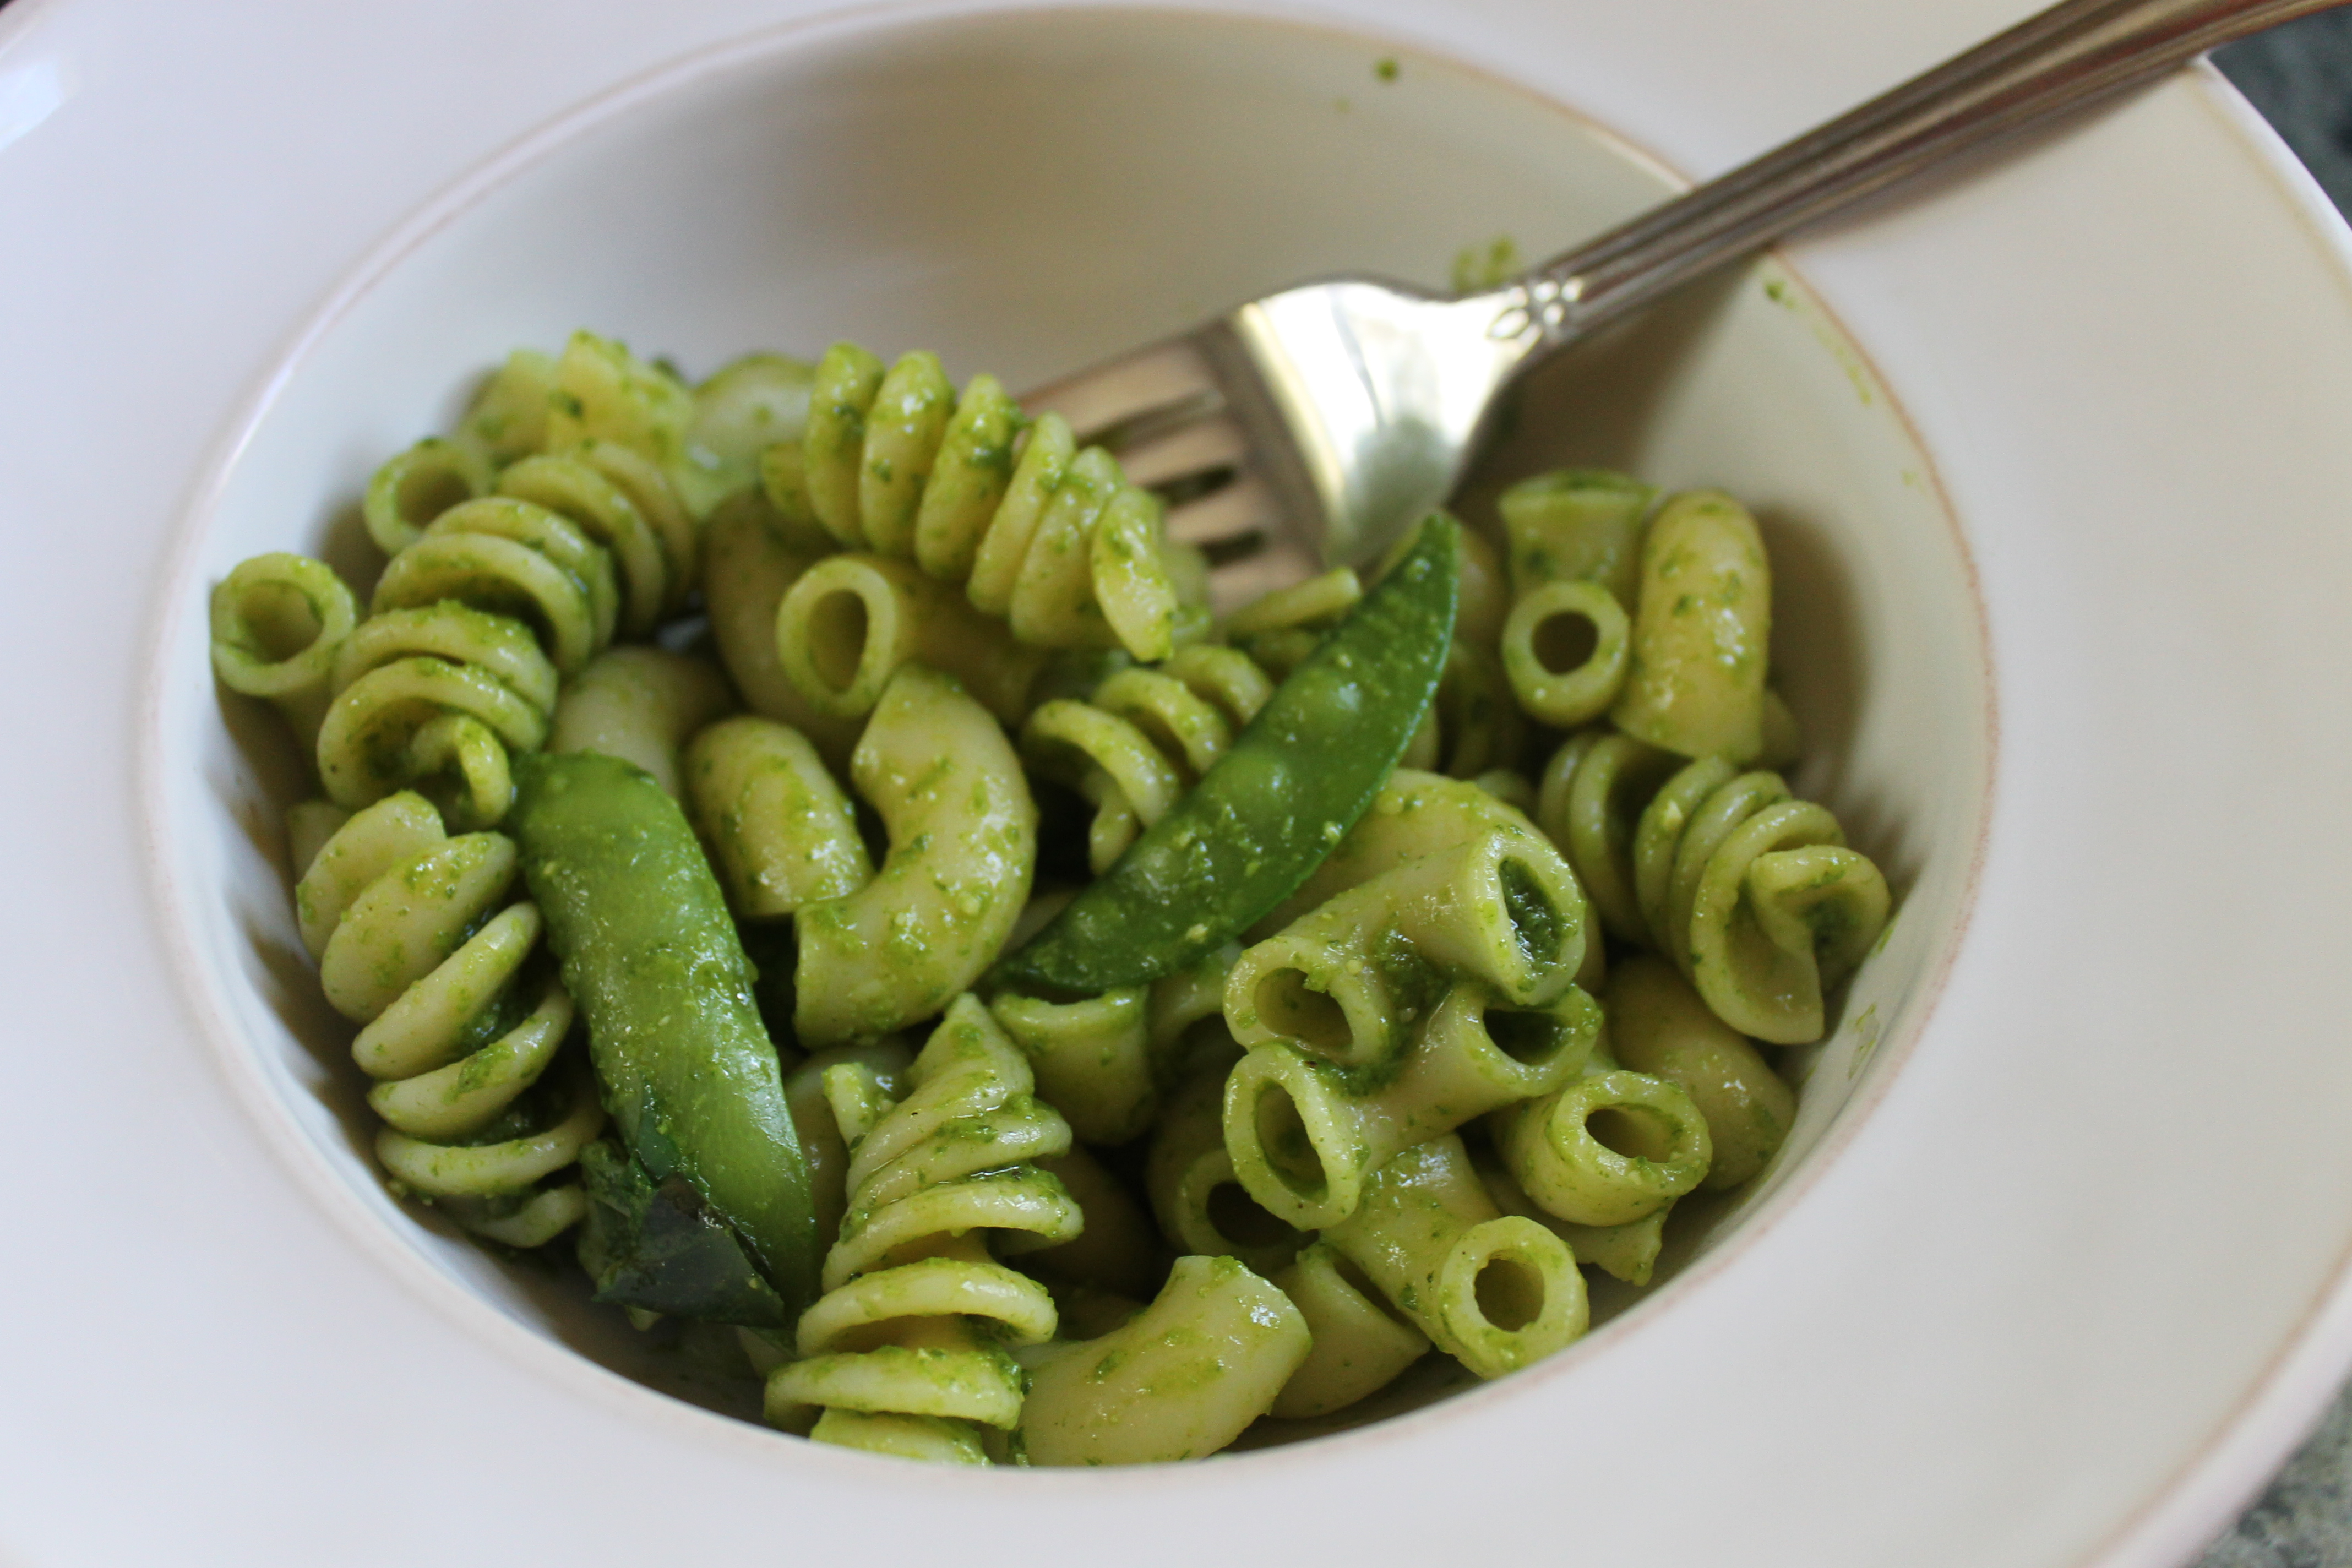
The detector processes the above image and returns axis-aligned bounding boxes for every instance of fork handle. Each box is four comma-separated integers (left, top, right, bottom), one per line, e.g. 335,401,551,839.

1499,0,2345,347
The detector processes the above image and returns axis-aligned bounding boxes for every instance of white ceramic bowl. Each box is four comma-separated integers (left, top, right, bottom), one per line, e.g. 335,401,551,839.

9,1,2352,1564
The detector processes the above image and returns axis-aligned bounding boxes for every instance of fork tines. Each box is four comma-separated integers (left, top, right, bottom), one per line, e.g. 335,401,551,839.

1022,332,1292,611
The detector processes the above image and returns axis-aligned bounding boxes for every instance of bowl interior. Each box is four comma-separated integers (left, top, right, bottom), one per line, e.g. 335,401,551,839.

155,4,1990,1439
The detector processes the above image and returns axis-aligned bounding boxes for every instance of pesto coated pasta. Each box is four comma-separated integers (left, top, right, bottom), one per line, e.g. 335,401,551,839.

210,324,1894,1466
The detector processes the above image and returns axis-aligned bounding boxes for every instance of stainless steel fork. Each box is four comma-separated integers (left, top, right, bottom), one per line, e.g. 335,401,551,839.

1026,0,2343,610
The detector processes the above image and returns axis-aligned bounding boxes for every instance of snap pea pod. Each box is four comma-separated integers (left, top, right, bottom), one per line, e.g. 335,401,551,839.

575,1140,790,1328
510,750,820,1318
997,514,1460,993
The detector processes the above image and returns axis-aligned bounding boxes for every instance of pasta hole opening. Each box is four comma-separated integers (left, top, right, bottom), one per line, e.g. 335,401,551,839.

1472,1253,1545,1333
807,588,871,694
1586,1105,1673,1162
1498,856,1564,968
1485,1005,1567,1066
1532,609,1599,675
1332,1250,1417,1330
1206,1181,1300,1250
398,463,479,531
1255,968,1351,1055
236,580,327,663
1253,1082,1325,1200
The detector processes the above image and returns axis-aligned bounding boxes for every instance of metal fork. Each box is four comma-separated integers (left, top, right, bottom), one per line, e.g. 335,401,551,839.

1026,0,2343,610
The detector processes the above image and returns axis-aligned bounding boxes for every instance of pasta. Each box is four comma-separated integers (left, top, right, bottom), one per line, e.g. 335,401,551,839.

766,997,1080,1461
1222,981,1599,1230
208,552,360,752
1221,826,1585,1069
778,343,1196,667
1322,1134,1586,1380
791,665,1037,1047
1021,644,1275,873
315,598,558,829
1147,1055,1311,1278
1488,1046,1714,1228
685,716,873,921
210,324,1899,1466
1609,489,1773,761
1268,1242,1430,1418
698,491,863,766
297,791,600,1245
1538,732,1887,1043
1017,1255,1309,1464
547,646,731,799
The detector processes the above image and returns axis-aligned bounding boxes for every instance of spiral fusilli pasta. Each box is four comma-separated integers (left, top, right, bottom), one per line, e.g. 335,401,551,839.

765,996,1081,1463
1539,736,1890,1043
1019,644,1276,873
296,791,600,1246
770,344,1193,666
315,598,559,830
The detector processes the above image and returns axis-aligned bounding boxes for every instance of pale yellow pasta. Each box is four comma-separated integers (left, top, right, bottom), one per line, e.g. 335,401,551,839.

315,600,558,830
687,352,815,502
1224,566,1361,639
1490,1063,1713,1228
455,349,556,462
1222,827,1583,1070
298,792,597,1245
1017,1255,1309,1466
792,342,1186,662
1501,577,1631,728
537,330,715,521
364,438,496,556
1611,488,1772,761
1498,467,1654,607
1021,645,1274,873
988,987,1155,1145
1635,759,1891,1044
1323,1134,1586,1379
1260,767,1600,991
495,450,682,637
1222,981,1597,1229
1538,729,1685,945
284,800,351,881
372,496,618,676
684,716,872,921
1475,1147,1673,1286
1606,953,1795,1189
767,999,1077,1460
1145,1058,1309,1278
781,1040,913,1249
793,666,1037,1046
1269,1242,1430,1419
546,646,732,799
777,552,1044,726
698,491,862,766
1022,1146,1164,1301
208,552,361,752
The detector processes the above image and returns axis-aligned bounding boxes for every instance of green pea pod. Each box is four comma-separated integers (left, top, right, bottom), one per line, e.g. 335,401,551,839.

511,750,820,1318
575,1140,790,1328
999,514,1460,993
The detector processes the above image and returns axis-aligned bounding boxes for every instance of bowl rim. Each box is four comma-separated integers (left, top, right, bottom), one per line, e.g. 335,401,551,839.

138,0,1999,1477
13,0,2352,1559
